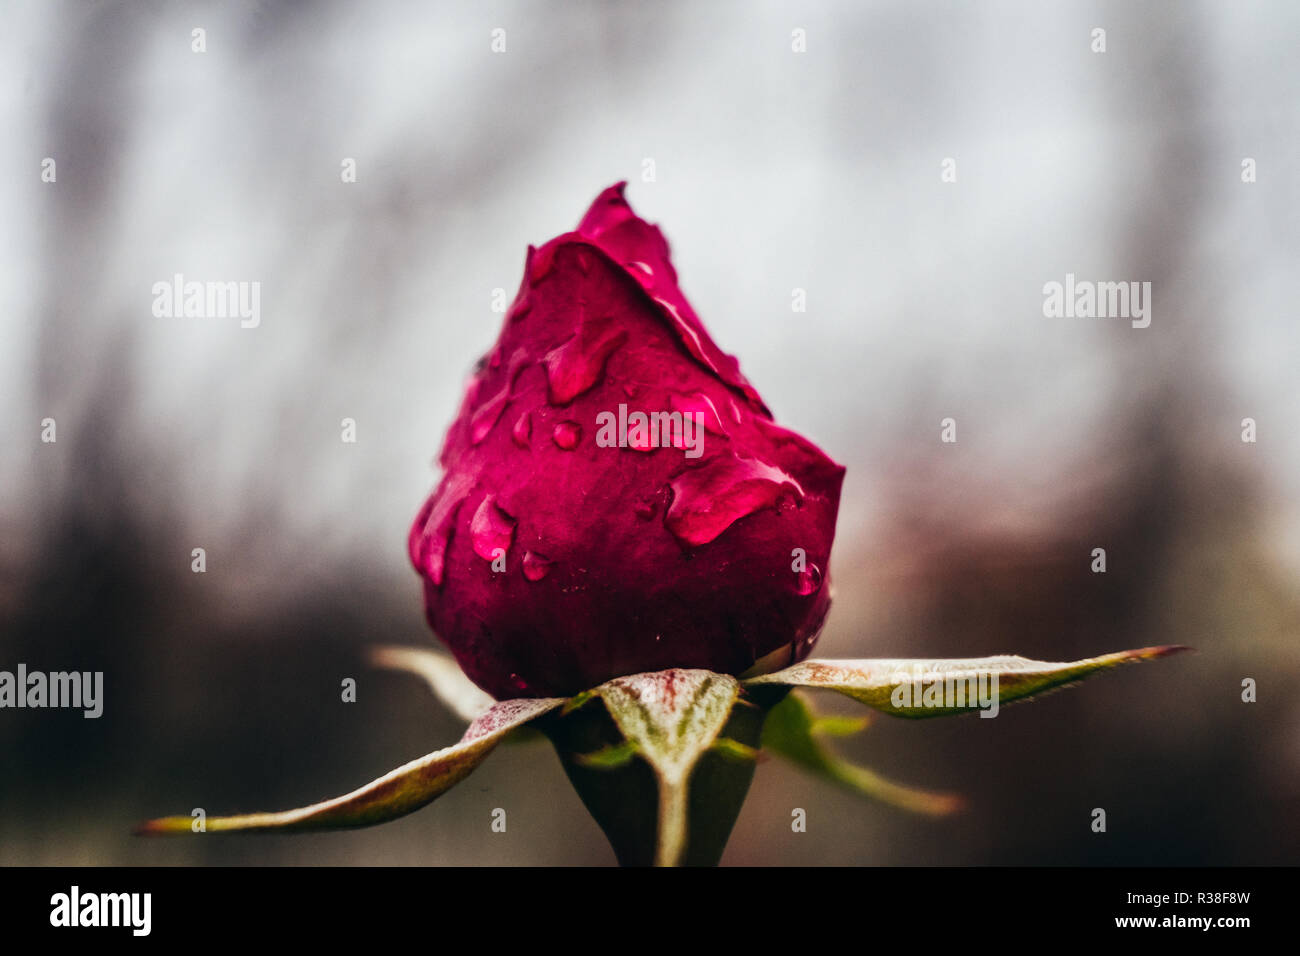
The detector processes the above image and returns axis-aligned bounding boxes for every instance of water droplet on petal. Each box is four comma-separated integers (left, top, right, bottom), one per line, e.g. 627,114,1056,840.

409,475,474,587
624,411,656,452
626,261,654,289
752,416,844,485
669,391,729,436
552,421,582,450
505,348,533,383
794,563,823,596
544,318,628,405
634,496,659,521
522,551,553,581
469,495,516,561
463,369,488,407
795,599,831,654
512,410,532,448
470,385,511,445
664,453,804,547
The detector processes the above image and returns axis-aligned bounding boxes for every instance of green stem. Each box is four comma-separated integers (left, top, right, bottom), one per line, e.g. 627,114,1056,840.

655,778,688,867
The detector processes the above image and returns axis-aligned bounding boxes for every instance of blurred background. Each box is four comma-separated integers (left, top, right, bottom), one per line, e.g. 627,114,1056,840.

1,0,1297,865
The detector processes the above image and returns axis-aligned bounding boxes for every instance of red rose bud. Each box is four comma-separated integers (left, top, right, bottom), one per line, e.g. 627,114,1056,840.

409,183,845,699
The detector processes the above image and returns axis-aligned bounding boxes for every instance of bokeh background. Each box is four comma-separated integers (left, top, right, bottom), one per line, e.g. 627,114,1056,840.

2,0,1297,865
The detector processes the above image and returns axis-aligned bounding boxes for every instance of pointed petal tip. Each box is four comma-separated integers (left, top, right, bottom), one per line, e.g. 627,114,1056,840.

578,182,637,234
926,792,967,816
1122,644,1194,661
133,817,189,837
592,181,630,207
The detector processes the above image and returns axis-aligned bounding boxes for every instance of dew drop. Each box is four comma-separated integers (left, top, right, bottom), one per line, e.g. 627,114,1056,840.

512,410,532,448
462,370,488,407
522,551,553,581
794,563,823,596
543,318,628,405
625,412,656,452
633,496,659,521
409,476,473,587
468,495,516,562
669,391,729,437
664,453,804,547
626,261,654,288
470,385,511,445
552,421,582,450
504,347,532,383
795,600,831,655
